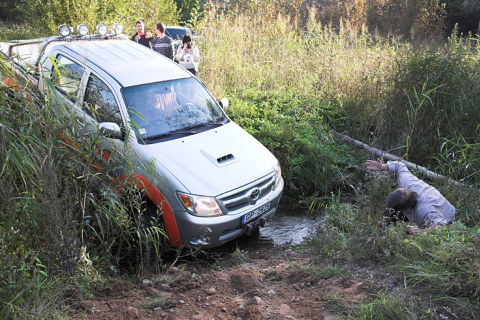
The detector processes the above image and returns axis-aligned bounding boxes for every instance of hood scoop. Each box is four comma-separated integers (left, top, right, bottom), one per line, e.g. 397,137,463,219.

201,144,237,167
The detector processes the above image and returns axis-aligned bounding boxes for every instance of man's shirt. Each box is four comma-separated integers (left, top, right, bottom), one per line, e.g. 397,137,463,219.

131,33,152,49
154,36,174,60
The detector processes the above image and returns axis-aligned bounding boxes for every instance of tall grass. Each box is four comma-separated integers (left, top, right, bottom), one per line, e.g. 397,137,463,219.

197,9,480,187
0,61,167,317
308,164,480,318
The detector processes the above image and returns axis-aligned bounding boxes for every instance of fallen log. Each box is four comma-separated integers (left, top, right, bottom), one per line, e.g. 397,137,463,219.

331,130,462,186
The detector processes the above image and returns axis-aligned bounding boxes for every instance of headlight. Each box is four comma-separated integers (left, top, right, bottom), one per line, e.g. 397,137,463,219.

274,160,282,191
178,192,224,217
58,24,71,37
77,24,89,36
96,24,108,36
113,23,124,35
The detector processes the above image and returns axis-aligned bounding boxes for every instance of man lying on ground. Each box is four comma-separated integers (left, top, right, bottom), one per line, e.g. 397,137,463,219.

365,158,455,235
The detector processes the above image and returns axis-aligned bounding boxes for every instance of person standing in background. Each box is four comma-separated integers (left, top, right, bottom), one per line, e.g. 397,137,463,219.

175,35,200,76
131,21,153,49
153,23,174,59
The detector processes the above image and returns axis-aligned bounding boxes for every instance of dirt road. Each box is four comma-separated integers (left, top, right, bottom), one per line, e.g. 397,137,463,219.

67,240,384,320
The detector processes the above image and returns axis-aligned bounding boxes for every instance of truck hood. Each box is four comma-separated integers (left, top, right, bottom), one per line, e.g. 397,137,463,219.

143,122,276,196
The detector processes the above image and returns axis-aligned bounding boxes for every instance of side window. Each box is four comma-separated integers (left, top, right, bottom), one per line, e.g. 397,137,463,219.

50,55,84,100
84,73,123,124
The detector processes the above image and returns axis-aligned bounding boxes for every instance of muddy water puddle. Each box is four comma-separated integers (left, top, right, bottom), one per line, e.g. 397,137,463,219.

231,207,323,250
259,208,322,245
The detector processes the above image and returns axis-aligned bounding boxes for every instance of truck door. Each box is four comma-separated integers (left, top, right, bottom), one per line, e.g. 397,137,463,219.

81,71,126,179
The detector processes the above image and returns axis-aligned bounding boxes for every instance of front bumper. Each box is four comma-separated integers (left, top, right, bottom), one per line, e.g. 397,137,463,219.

173,179,284,249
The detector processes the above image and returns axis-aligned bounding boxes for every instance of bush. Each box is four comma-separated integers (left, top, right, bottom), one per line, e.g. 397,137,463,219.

19,0,178,36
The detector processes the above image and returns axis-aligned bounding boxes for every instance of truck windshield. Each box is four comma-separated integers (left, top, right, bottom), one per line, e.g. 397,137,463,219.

122,78,227,141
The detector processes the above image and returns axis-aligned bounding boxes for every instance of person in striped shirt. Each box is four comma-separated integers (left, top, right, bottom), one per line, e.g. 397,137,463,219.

153,23,174,60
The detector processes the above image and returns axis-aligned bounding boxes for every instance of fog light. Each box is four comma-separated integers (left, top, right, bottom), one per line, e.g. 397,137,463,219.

113,23,124,35
96,24,108,36
58,24,71,37
77,24,89,36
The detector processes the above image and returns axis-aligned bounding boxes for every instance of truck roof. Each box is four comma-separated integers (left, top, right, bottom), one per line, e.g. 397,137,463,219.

51,39,191,87
1,37,191,88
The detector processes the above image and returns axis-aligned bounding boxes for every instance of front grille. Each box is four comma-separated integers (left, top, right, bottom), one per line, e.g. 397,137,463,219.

217,174,275,215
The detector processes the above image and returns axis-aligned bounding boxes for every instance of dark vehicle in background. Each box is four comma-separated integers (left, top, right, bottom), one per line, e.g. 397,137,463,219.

165,26,194,41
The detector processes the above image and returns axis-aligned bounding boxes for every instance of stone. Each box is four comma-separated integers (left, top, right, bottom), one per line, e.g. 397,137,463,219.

142,279,153,287
206,287,217,295
126,306,139,319
169,266,179,274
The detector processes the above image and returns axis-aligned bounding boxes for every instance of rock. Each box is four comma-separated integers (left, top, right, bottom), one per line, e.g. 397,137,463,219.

126,306,139,319
160,284,172,291
169,266,179,274
206,287,217,295
142,279,153,287
178,299,185,304
253,296,263,305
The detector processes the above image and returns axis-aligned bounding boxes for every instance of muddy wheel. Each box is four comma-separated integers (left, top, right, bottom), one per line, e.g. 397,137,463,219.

139,199,169,249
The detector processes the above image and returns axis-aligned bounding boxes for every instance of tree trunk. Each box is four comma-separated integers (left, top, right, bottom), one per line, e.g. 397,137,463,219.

331,130,462,186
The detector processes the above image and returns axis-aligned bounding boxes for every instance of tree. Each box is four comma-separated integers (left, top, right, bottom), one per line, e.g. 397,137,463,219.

442,0,480,35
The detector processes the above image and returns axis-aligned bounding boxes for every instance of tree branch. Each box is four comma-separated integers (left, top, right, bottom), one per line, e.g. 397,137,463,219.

331,130,462,186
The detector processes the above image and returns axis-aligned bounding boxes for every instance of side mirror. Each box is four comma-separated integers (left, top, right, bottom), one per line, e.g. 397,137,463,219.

99,122,122,139
219,98,229,110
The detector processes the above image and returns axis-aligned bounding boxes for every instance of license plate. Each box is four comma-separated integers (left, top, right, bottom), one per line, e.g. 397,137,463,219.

241,202,271,224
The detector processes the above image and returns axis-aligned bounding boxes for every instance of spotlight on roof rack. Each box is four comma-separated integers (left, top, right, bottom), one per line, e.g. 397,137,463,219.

113,23,124,35
96,24,108,36
77,24,89,36
58,24,72,37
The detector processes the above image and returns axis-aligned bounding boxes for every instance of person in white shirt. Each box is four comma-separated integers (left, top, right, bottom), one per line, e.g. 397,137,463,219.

365,159,455,235
175,35,200,76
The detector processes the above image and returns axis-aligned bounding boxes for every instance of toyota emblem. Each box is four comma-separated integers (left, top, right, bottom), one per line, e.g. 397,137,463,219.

249,188,260,201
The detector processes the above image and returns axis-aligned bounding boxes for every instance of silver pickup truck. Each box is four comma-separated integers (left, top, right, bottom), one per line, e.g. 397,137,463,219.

0,23,284,249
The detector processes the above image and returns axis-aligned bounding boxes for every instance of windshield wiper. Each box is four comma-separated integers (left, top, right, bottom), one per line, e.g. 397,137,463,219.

142,130,197,142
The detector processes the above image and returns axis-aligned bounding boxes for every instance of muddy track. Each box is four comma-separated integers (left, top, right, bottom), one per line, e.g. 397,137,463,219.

67,240,385,320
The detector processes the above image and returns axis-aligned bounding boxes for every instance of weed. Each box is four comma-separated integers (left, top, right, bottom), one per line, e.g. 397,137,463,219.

352,289,417,320
141,292,173,309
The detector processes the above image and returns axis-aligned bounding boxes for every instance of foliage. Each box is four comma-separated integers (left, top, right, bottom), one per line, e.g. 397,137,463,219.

0,58,167,317
309,167,480,318
442,0,480,35
352,290,417,320
174,0,208,27
227,93,352,195
0,22,43,41
372,32,480,173
18,0,178,36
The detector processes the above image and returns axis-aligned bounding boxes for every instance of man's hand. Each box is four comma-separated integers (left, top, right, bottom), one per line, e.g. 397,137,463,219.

365,158,385,171
146,32,152,38
406,225,424,235
407,224,441,235
134,34,141,42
